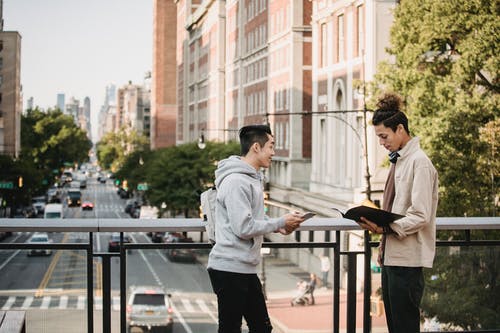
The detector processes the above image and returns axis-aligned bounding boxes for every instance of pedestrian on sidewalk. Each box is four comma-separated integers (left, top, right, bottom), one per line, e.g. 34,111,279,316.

359,93,438,333
207,124,306,333
307,273,317,305
320,255,330,289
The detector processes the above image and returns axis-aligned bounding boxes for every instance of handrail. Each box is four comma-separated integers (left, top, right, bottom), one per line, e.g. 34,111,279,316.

1,216,500,232
0,216,499,333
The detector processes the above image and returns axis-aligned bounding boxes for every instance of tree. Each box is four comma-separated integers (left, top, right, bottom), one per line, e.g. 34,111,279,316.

370,0,499,217
18,107,92,196
369,0,499,328
96,126,149,172
145,141,239,217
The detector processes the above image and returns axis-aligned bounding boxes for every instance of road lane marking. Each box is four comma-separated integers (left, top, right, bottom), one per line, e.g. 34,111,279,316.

77,295,85,309
35,233,69,297
1,296,15,310
58,295,68,309
40,296,51,309
182,299,194,312
171,305,193,333
196,299,218,323
0,250,21,272
21,296,33,309
112,296,120,311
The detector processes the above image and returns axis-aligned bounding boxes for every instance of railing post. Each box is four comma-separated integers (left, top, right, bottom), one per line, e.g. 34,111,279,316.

347,252,357,333
120,235,127,333
102,254,111,333
363,230,372,333
87,232,94,333
334,231,341,333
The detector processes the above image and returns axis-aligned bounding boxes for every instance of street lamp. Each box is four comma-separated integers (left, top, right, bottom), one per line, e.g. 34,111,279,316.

265,107,373,201
197,133,206,150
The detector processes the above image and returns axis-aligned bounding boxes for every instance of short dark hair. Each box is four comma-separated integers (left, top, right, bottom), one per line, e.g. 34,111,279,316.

372,92,410,134
239,124,273,156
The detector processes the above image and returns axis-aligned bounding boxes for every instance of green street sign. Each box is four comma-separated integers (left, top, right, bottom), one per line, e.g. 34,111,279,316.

0,181,14,189
137,183,148,191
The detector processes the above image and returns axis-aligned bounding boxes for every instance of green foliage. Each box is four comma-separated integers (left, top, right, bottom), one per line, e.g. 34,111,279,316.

369,0,499,328
370,0,499,217
15,107,92,199
0,155,41,207
22,108,92,172
422,246,500,330
96,126,149,172
144,141,239,217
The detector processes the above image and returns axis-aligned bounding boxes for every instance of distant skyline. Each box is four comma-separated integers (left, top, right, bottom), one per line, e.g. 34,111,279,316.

3,0,153,141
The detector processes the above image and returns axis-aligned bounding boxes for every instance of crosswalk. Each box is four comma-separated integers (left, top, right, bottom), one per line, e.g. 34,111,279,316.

0,294,218,315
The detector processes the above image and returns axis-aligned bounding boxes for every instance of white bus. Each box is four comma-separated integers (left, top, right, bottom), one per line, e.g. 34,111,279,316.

44,203,63,219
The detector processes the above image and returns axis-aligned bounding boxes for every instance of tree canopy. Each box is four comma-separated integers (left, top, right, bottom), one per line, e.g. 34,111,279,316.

369,0,499,329
370,0,499,217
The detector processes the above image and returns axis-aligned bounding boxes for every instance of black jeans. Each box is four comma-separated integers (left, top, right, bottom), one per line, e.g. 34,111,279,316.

208,268,273,333
382,266,424,333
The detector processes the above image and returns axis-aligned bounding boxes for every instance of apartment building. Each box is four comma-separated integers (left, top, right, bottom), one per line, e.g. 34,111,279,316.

308,0,397,212
170,0,397,217
0,31,21,158
116,81,150,137
151,0,177,149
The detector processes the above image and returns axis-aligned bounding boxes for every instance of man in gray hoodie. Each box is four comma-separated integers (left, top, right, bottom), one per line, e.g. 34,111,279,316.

207,124,305,333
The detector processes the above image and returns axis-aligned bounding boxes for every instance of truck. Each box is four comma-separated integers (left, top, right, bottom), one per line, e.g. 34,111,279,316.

44,203,63,219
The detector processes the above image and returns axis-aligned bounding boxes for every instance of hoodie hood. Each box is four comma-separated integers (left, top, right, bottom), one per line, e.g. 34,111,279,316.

215,155,262,188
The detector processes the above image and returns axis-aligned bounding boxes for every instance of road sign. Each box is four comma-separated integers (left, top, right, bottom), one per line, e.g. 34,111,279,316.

137,183,148,191
0,181,14,189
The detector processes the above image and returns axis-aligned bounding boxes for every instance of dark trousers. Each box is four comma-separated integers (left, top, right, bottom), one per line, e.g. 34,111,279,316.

208,268,273,333
382,266,424,333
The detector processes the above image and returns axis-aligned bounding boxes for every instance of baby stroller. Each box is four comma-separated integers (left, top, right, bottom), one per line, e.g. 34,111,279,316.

291,280,315,306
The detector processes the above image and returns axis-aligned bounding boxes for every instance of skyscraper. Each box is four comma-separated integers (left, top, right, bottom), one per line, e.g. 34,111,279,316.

57,93,65,112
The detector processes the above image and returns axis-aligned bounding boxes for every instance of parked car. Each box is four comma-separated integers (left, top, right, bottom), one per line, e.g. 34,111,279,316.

151,232,165,243
117,187,131,199
108,233,132,252
164,233,197,263
81,201,94,211
27,232,52,256
126,286,173,333
124,200,140,215
32,196,47,215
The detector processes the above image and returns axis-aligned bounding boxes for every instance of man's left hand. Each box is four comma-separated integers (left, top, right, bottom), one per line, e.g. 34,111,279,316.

359,217,384,234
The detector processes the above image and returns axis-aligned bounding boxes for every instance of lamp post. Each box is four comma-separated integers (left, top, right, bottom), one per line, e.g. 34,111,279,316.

265,107,373,200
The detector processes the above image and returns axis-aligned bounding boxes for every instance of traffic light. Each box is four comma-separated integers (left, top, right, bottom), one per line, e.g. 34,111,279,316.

18,176,23,188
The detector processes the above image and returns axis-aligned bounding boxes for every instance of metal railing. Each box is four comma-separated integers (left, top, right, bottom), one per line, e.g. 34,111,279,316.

1,217,499,333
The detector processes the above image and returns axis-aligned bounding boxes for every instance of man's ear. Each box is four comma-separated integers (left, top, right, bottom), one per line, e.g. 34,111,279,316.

252,142,260,152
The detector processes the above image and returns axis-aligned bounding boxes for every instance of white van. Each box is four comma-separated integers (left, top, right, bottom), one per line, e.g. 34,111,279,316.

44,203,63,219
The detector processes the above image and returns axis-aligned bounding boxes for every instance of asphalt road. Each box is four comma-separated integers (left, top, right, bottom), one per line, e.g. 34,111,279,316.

0,177,219,333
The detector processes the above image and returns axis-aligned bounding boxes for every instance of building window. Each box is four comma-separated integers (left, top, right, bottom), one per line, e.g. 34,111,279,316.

321,23,327,67
338,14,345,62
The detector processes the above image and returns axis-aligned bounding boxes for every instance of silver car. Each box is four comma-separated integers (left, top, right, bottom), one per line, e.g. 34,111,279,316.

27,232,52,256
127,286,173,333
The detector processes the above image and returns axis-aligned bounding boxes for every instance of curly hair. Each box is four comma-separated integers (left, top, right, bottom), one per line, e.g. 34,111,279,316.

372,92,410,134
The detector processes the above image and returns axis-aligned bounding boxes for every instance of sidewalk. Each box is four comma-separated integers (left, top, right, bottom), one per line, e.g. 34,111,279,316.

267,288,388,333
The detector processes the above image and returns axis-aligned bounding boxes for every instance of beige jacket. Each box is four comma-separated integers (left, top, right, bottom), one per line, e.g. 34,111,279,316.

385,137,439,268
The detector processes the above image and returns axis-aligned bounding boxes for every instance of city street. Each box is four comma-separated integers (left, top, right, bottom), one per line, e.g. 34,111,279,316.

1,177,332,333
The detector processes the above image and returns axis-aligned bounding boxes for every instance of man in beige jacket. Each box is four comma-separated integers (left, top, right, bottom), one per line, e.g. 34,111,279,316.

360,93,438,333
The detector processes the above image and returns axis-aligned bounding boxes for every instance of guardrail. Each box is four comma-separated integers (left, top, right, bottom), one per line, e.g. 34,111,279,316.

1,217,500,333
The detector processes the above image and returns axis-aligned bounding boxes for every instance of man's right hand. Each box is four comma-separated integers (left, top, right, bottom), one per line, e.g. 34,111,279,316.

280,212,306,234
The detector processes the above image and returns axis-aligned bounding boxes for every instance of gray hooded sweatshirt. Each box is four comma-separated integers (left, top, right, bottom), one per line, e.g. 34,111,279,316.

207,156,286,274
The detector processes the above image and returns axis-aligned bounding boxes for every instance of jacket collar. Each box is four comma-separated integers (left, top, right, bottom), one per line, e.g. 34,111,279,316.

398,137,420,161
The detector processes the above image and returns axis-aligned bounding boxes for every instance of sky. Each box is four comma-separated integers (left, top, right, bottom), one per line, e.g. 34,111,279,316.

3,0,153,141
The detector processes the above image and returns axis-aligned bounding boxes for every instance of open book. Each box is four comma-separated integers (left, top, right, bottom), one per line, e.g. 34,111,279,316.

332,205,404,227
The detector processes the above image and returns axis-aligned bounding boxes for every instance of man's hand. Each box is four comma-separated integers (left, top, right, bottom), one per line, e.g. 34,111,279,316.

359,217,384,234
279,212,306,235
